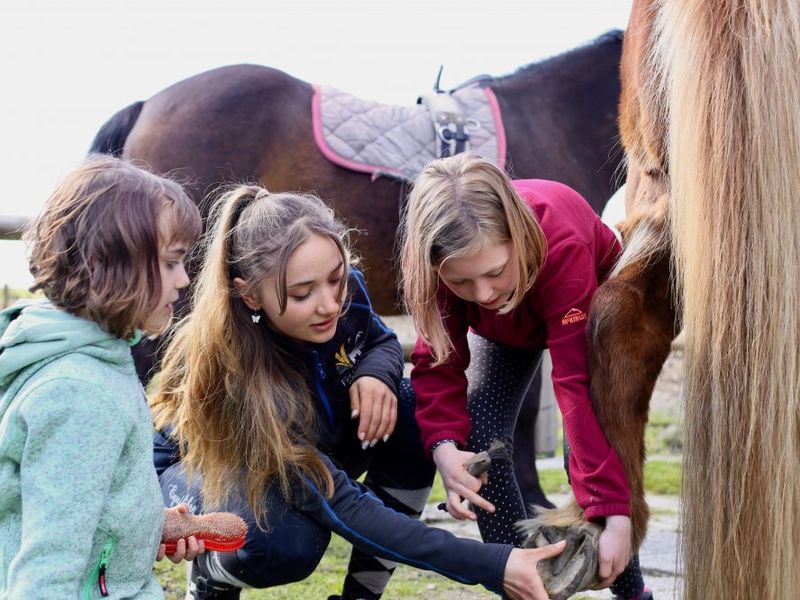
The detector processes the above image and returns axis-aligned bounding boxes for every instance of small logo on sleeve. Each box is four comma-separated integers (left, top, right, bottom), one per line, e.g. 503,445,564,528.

561,307,587,325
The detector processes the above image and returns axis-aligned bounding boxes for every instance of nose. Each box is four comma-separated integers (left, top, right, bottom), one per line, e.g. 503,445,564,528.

473,279,495,304
176,264,190,290
317,285,340,315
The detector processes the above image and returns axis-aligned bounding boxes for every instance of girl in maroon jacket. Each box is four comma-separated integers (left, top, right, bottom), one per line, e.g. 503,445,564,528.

401,154,651,600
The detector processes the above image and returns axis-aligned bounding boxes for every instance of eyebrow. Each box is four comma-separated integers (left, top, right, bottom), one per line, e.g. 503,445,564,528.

162,246,188,256
443,259,508,281
287,261,344,289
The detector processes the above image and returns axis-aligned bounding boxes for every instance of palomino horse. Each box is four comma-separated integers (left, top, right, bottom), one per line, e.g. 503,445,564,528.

527,1,800,598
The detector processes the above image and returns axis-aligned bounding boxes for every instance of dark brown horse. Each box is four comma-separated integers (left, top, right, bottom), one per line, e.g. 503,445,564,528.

90,31,625,317
90,32,627,521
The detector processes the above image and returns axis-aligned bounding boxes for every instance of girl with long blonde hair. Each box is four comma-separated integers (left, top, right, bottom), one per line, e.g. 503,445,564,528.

401,154,650,599
150,184,566,600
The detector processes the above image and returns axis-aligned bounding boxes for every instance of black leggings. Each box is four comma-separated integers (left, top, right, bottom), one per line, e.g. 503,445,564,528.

464,332,645,598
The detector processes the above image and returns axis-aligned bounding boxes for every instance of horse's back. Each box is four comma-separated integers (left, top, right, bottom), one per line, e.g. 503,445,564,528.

125,64,313,204
491,31,624,212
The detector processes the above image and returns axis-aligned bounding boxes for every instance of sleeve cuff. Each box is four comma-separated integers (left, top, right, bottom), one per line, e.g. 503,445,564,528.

583,502,632,522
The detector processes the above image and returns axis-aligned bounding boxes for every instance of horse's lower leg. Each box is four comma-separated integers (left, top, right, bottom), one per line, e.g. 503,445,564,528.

588,250,677,551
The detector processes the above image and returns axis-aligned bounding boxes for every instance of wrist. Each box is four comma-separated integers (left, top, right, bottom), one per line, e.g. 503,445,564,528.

430,438,459,454
431,438,458,462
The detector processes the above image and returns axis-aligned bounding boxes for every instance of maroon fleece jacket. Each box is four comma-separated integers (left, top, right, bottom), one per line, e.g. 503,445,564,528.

410,179,631,520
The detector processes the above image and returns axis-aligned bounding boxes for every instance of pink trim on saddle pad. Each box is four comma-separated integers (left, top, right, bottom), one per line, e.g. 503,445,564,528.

312,84,405,179
483,88,507,169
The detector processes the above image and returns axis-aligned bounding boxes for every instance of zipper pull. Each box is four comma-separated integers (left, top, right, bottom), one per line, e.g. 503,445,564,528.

98,545,111,597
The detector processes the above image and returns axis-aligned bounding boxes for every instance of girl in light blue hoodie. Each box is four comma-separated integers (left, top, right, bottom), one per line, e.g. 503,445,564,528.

0,156,203,599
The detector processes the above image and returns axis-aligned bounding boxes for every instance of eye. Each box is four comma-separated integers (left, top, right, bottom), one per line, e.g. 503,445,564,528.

290,292,311,301
487,266,505,278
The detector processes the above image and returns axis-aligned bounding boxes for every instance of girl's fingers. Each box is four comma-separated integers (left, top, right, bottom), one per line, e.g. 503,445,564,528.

375,392,395,442
385,395,397,440
349,385,361,420
445,490,476,520
363,395,382,444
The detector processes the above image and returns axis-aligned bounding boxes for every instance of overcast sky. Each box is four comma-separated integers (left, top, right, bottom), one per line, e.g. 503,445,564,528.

0,0,632,287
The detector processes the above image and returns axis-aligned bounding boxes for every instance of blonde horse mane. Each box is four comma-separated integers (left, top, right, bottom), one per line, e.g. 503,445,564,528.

656,0,800,597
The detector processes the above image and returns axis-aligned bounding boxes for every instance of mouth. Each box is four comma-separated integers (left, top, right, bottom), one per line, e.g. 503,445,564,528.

479,296,504,309
311,317,336,331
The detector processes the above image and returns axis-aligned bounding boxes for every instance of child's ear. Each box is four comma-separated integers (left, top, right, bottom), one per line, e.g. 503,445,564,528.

232,277,260,311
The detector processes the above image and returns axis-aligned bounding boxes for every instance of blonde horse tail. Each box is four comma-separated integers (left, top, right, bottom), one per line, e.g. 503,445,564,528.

658,1,800,597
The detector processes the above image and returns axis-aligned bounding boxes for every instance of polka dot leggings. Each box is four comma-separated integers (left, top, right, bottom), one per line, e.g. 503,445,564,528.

464,332,646,599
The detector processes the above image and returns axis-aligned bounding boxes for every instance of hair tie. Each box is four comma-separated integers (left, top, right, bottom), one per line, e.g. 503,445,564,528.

254,188,269,201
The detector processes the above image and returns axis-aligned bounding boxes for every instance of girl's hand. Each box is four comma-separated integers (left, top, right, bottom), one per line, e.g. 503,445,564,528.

432,442,495,520
349,376,397,448
156,504,206,564
595,515,632,588
503,542,566,599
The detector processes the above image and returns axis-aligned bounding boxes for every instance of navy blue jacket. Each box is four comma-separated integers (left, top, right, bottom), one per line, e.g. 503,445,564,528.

293,268,403,454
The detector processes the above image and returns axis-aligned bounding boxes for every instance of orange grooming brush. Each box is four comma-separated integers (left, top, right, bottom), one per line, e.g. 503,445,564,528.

161,510,247,553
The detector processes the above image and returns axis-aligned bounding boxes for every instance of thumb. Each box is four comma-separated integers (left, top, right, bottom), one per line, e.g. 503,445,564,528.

538,539,567,559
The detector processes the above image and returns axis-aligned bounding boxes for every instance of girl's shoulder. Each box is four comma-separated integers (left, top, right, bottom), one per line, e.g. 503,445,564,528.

512,179,609,248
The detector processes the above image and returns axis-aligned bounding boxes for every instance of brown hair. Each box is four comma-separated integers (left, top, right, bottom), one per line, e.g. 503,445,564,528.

400,154,547,365
151,186,342,520
25,154,201,339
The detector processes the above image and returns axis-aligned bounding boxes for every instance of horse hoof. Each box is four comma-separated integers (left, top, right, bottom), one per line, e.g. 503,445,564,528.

522,523,602,600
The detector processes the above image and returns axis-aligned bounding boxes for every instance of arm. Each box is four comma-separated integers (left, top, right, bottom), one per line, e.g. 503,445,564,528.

538,242,632,582
8,379,129,598
346,269,404,444
409,288,495,518
536,241,631,520
294,454,512,595
348,269,404,397
409,286,472,455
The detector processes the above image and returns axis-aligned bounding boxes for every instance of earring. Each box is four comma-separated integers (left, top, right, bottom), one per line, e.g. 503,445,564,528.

251,312,261,324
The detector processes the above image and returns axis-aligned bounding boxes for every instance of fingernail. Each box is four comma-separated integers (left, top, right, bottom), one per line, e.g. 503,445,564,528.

382,434,389,442
361,441,369,450
369,439,378,448
351,409,358,419
358,431,366,441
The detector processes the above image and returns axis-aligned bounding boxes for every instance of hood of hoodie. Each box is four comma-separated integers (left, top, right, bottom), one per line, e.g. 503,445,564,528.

0,299,138,391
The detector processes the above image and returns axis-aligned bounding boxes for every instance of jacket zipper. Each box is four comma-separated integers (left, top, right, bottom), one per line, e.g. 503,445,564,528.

312,350,336,428
82,538,116,599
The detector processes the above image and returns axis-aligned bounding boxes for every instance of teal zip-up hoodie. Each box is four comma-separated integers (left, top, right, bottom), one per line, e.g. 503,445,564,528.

0,300,164,599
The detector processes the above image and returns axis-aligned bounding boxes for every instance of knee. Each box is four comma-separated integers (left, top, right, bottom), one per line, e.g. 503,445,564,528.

234,520,331,587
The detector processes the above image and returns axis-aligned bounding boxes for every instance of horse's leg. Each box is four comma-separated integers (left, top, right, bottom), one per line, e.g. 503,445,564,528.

518,192,678,596
588,237,678,552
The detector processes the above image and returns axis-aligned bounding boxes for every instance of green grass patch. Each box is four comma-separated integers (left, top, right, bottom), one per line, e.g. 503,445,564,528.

645,409,683,455
643,458,682,495
536,458,681,497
